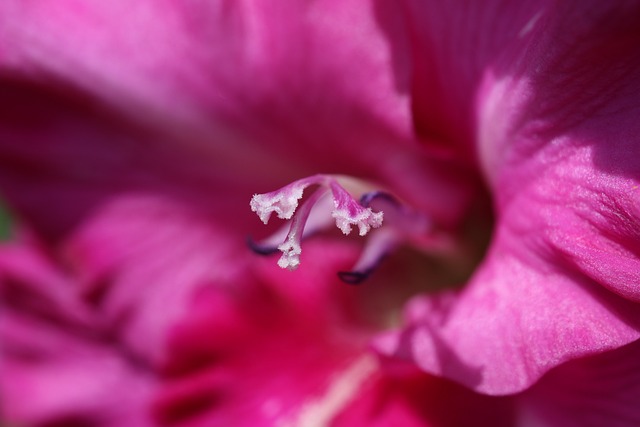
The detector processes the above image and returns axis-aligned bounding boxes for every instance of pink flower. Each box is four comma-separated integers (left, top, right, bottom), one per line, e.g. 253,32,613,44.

1,1,640,426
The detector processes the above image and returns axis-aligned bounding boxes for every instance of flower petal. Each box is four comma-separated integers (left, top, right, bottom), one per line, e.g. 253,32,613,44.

378,2,640,394
519,340,640,427
62,194,255,367
333,362,514,427
0,0,412,137
479,2,640,302
376,250,640,394
0,0,478,229
0,240,156,427
155,247,374,426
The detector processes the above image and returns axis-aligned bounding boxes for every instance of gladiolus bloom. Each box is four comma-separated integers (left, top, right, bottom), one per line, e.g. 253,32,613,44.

1,1,640,426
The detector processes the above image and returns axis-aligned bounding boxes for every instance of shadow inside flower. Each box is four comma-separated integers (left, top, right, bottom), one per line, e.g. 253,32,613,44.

380,321,484,389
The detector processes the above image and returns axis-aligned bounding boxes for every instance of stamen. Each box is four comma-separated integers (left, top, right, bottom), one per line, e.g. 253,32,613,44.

246,236,281,255
249,177,433,283
329,181,383,236
276,188,328,270
338,228,397,285
250,180,310,224
248,192,336,255
337,192,423,284
249,175,383,271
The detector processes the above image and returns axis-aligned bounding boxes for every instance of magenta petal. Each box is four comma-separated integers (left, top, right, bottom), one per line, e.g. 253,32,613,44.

374,1,640,395
1,319,155,427
0,242,156,427
0,0,413,163
375,249,640,394
61,195,253,367
0,76,263,368
0,0,477,227
159,251,517,427
332,363,514,427
0,236,95,328
477,2,640,302
156,271,373,426
519,340,640,427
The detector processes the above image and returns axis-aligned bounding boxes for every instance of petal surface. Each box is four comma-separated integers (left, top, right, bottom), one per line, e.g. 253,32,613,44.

378,1,640,394
0,239,156,427
518,340,640,427
0,0,478,229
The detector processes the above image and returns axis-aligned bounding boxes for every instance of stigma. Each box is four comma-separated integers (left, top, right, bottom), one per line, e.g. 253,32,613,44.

249,174,430,283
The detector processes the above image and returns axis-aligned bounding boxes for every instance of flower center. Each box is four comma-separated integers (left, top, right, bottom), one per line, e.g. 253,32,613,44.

249,174,434,284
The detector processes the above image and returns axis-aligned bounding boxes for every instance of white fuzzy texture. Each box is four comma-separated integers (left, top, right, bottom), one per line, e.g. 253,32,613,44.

332,207,383,236
251,176,387,272
277,237,302,270
250,185,305,224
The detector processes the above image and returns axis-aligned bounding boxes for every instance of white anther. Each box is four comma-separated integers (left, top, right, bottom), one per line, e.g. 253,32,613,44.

250,185,306,224
332,207,383,236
